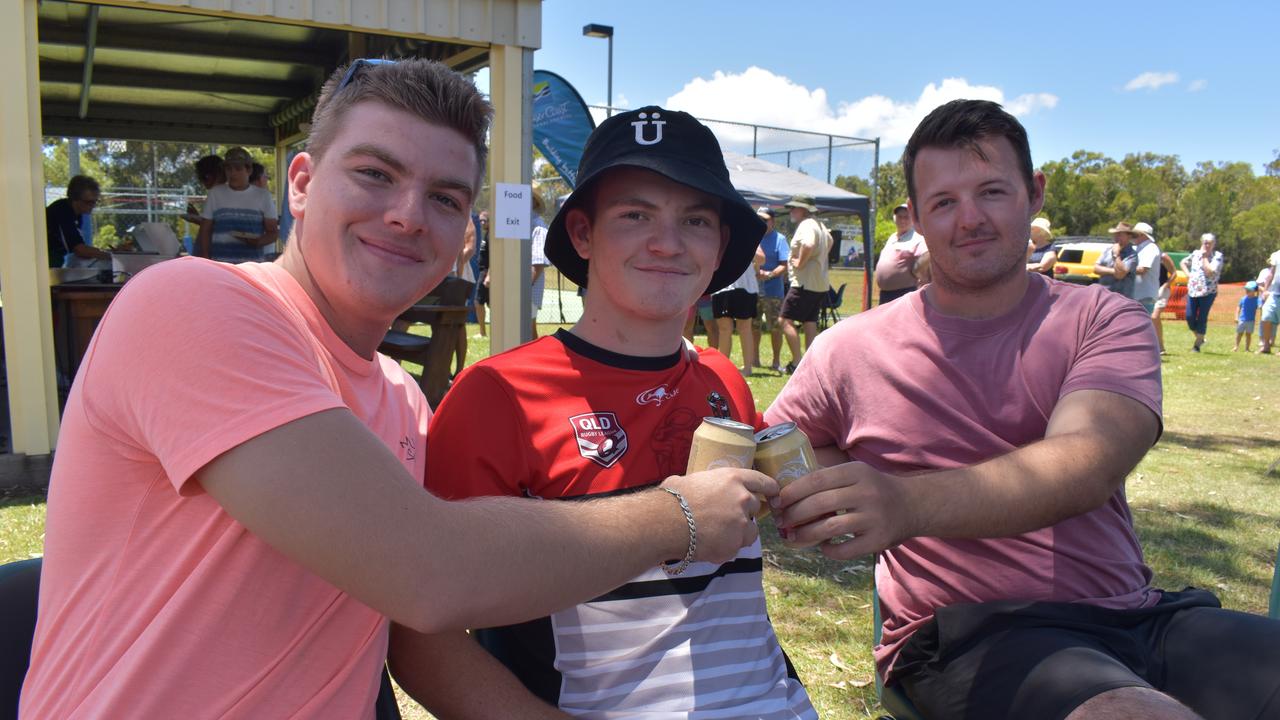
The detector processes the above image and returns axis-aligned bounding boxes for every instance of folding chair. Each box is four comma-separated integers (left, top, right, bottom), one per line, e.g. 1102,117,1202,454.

818,283,847,329
0,558,41,720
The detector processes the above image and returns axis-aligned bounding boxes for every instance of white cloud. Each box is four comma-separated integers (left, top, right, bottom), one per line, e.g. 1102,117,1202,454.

663,67,1058,150
1187,79,1208,92
1124,71,1180,91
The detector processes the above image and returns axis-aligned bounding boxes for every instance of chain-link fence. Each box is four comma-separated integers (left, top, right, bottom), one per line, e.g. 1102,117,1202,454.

46,186,202,250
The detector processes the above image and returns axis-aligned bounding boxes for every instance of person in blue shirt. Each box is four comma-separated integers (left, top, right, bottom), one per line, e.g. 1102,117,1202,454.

1235,280,1260,352
753,206,790,372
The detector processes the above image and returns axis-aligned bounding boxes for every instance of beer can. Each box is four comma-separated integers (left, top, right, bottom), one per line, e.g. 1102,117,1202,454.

686,417,757,474
752,422,818,519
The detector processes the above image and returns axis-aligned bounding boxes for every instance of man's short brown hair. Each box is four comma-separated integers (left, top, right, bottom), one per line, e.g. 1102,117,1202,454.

307,58,493,190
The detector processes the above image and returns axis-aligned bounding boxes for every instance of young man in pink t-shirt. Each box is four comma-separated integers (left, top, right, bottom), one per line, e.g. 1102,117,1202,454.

21,59,773,719
767,100,1280,720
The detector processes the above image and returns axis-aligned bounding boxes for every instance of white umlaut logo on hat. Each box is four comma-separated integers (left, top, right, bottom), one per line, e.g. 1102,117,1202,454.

632,111,665,146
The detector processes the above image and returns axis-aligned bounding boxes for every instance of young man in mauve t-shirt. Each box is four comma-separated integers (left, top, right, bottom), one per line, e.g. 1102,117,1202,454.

22,62,772,719
389,107,817,719
768,99,1280,719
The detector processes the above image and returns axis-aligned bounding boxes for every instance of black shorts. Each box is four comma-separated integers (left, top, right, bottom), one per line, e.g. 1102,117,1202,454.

878,286,915,305
475,283,489,305
780,287,825,323
892,588,1280,720
711,289,757,320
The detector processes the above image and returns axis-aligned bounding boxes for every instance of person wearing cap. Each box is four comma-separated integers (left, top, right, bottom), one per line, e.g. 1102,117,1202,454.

1094,221,1139,297
754,205,790,372
1025,216,1056,276
195,146,280,262
767,99,1280,720
23,62,771,718
1236,280,1261,352
779,194,832,370
1180,231,1224,352
391,106,816,719
874,202,929,304
1129,221,1163,312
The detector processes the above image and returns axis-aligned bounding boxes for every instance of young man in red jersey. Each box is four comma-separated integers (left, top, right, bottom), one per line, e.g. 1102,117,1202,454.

390,107,817,719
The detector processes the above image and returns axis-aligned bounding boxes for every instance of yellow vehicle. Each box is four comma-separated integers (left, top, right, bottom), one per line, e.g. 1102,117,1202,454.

1050,239,1190,317
1051,239,1109,284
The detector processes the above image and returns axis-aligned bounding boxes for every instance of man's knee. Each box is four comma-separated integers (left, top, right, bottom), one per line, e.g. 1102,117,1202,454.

1066,686,1201,720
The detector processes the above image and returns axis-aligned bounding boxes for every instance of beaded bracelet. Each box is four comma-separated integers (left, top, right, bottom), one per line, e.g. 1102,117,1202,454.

660,487,697,576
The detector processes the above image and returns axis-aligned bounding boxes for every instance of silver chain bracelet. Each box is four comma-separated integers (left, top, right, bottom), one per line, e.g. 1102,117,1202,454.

660,487,697,576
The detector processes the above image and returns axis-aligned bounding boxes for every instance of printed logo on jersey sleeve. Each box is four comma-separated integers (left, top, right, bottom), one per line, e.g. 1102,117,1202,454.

569,412,629,468
635,384,680,407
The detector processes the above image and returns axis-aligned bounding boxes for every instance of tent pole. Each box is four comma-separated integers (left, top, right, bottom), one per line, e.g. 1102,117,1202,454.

865,138,880,311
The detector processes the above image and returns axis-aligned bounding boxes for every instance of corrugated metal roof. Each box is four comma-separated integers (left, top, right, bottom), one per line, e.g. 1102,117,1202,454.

38,0,538,145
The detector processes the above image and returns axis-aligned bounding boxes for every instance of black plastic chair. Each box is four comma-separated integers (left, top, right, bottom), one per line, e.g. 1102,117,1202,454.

819,283,847,329
0,558,41,720
0,557,400,719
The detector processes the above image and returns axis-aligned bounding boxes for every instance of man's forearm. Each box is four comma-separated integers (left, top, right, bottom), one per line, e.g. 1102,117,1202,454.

389,626,568,720
902,432,1139,540
253,229,279,248
904,390,1157,540
794,242,814,268
197,409,765,635
195,226,212,258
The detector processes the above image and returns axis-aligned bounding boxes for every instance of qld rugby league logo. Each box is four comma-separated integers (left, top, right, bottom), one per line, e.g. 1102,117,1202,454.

569,412,629,468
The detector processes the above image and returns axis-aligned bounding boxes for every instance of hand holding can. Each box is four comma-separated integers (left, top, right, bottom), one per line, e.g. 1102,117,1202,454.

752,422,817,520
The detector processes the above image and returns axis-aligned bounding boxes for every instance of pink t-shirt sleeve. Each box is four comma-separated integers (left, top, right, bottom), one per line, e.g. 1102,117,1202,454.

763,344,843,449
77,260,347,493
1059,293,1163,429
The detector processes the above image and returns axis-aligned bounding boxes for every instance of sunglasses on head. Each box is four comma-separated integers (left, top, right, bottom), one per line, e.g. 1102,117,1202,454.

337,58,399,91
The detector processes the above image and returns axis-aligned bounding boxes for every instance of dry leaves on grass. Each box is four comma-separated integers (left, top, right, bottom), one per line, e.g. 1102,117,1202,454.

826,653,873,690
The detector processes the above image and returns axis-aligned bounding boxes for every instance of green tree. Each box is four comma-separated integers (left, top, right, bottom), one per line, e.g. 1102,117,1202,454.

1232,202,1280,280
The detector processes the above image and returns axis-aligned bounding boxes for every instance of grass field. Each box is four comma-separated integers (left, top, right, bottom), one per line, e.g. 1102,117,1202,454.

3,278,1277,719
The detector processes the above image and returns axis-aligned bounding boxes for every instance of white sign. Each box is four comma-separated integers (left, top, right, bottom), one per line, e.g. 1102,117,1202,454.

494,183,533,240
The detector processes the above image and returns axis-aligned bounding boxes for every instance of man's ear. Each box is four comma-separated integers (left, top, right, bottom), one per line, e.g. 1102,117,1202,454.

1029,170,1047,216
565,208,593,261
907,200,922,235
288,152,314,220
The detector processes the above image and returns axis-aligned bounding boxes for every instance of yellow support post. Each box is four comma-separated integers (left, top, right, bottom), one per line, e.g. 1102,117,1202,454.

0,0,59,456
486,43,534,355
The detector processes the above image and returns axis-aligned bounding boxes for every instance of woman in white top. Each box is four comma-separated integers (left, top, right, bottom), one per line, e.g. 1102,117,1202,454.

1179,232,1224,352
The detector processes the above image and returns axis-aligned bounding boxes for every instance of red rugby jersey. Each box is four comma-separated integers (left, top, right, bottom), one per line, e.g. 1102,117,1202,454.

426,329,762,500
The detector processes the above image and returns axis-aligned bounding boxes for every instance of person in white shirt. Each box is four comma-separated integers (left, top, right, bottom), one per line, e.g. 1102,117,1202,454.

874,203,928,304
1179,232,1224,352
712,245,766,375
1129,222,1162,312
1258,253,1279,353
196,146,279,263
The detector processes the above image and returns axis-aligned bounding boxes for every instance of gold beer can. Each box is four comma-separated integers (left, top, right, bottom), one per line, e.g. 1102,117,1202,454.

752,422,818,518
686,417,757,474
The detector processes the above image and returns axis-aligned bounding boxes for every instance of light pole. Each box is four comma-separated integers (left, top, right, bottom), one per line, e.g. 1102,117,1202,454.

582,23,614,117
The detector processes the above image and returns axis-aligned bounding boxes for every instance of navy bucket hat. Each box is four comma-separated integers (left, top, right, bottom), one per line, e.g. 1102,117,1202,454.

544,106,765,294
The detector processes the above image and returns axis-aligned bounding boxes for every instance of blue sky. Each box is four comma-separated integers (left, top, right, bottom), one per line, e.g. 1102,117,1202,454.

511,0,1278,180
